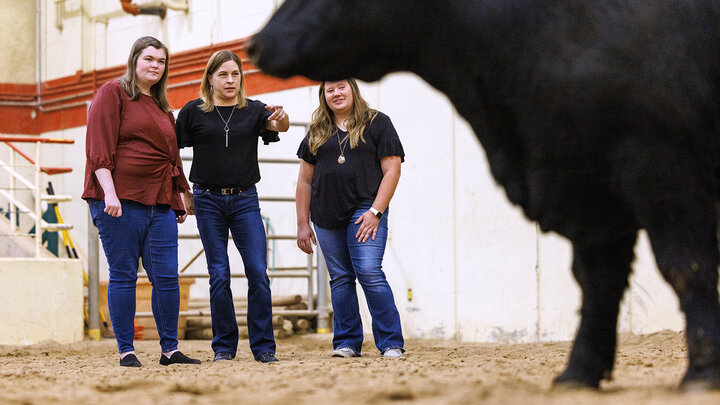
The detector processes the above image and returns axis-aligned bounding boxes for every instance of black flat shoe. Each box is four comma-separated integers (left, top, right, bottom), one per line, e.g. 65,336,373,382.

213,352,235,362
257,352,278,363
159,351,201,366
120,354,142,367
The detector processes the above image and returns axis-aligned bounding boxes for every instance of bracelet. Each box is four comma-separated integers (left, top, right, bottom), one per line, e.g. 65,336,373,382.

369,207,383,219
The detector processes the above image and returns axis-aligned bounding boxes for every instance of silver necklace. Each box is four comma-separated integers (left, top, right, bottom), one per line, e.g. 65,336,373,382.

216,105,236,148
337,132,349,164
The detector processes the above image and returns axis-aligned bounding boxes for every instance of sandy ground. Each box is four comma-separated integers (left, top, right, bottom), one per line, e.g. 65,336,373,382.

1,330,720,404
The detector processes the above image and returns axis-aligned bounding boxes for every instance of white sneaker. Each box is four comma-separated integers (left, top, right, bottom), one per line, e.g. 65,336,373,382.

383,348,403,358
332,347,360,358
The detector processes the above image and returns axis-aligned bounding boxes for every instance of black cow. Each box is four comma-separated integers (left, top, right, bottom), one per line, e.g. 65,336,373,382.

249,0,720,390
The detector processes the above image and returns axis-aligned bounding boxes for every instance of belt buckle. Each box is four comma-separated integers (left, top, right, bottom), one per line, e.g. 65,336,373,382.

221,187,233,195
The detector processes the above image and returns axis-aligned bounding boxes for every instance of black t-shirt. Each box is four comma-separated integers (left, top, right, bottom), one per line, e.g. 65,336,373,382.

176,98,279,187
297,111,405,229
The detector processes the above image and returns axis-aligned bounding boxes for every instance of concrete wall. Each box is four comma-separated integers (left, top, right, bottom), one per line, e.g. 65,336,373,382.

0,216,57,258
0,0,36,84
0,258,84,344
1,0,690,344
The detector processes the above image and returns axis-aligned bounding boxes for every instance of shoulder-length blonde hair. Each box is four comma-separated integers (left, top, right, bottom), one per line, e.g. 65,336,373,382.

119,36,171,112
199,50,247,112
307,78,377,155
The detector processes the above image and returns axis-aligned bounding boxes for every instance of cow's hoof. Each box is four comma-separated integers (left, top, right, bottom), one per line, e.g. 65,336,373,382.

552,369,601,390
680,368,720,391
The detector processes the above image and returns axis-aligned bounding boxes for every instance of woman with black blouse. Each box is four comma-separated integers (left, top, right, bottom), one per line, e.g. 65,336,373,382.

296,79,405,358
175,50,289,363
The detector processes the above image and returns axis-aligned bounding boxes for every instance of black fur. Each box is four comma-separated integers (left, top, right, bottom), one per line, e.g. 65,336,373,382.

250,0,720,389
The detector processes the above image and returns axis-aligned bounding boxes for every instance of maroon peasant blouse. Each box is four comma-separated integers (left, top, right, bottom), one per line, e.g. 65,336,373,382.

82,80,189,214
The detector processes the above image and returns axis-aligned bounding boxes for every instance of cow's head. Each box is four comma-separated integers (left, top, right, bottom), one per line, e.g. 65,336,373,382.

249,0,426,82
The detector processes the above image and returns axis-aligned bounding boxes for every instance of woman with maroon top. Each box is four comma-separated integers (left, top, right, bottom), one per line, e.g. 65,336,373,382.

83,36,200,367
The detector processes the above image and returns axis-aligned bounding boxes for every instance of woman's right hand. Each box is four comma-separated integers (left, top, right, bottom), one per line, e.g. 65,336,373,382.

297,223,317,254
104,194,122,217
94,168,122,217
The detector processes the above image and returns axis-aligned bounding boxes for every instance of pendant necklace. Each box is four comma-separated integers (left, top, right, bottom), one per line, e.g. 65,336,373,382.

337,132,349,164
216,105,236,148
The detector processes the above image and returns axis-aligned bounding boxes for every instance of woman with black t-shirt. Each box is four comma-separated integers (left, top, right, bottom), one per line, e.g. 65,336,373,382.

296,79,405,358
175,50,289,364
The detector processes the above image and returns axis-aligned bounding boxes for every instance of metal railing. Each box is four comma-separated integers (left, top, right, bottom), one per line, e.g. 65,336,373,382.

126,122,331,331
0,135,75,257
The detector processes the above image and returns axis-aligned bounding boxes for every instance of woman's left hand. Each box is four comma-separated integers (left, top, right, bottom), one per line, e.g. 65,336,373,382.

265,105,290,132
355,210,380,243
265,105,286,122
177,192,189,223
176,212,187,224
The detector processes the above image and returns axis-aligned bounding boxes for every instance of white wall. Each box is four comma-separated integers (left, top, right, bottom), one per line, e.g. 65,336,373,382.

43,0,278,78
0,0,36,84
26,0,688,343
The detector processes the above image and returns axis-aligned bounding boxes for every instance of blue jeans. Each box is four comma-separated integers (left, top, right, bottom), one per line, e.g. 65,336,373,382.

89,199,180,354
314,207,404,354
193,184,275,359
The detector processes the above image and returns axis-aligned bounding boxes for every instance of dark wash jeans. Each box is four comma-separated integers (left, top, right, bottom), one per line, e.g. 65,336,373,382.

89,199,180,354
193,184,276,359
314,207,404,354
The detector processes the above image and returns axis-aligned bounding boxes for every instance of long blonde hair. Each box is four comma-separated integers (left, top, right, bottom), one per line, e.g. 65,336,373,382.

119,36,171,112
308,79,377,155
199,50,247,112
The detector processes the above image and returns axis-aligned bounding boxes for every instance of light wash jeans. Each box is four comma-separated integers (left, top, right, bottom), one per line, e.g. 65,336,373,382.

314,207,404,354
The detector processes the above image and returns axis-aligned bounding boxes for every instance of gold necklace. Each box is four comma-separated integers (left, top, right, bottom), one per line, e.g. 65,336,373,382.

337,132,349,164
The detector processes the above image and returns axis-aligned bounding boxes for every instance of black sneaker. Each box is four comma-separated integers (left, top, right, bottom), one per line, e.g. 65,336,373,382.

213,352,234,362
119,353,142,367
159,351,202,366
257,352,278,363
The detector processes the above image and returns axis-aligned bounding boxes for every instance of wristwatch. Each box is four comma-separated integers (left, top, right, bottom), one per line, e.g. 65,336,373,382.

369,207,383,219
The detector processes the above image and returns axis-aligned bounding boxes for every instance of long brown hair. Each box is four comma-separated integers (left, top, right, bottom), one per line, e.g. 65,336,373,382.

308,78,377,155
119,36,171,112
199,50,248,112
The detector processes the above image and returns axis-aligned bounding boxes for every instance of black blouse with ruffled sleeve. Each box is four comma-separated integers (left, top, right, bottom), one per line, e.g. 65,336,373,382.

176,98,278,189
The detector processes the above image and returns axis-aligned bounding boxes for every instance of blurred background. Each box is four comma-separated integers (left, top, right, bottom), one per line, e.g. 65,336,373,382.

0,0,685,345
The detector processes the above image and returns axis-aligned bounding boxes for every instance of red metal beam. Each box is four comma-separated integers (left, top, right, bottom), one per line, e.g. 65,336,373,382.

1,140,74,175
0,137,74,144
0,37,316,135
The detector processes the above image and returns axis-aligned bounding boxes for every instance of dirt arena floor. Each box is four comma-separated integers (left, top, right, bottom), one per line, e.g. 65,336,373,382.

1,330,720,405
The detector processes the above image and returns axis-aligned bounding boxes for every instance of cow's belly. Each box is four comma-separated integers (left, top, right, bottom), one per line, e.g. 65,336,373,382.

522,161,637,244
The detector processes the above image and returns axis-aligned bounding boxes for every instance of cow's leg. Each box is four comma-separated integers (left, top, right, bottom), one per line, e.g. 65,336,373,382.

553,232,636,389
616,144,720,389
642,200,720,389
